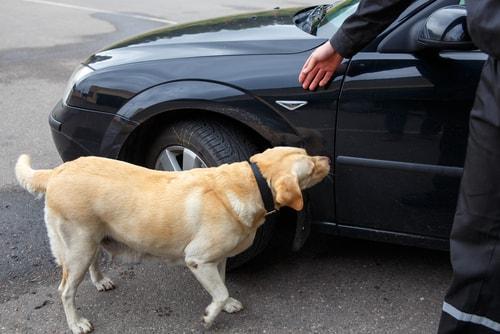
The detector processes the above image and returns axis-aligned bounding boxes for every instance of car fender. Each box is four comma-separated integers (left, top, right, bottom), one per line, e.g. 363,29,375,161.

99,79,306,158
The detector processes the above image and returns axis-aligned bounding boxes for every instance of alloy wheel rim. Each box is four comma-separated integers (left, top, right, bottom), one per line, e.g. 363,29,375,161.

155,145,207,171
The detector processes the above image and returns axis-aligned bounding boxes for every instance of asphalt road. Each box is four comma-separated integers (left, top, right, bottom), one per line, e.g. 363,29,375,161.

0,0,452,333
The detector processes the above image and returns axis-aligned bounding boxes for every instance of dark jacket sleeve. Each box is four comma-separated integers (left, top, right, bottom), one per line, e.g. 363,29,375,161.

330,0,413,58
466,0,500,59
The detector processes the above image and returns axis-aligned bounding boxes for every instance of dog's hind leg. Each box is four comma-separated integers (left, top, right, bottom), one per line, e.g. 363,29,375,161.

89,248,115,292
44,207,64,267
58,228,98,334
44,207,69,293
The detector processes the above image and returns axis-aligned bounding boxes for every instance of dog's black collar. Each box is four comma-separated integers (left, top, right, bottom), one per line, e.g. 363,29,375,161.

250,162,278,217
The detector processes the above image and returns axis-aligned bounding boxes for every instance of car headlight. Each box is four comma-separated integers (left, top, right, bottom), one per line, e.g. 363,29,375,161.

62,64,94,105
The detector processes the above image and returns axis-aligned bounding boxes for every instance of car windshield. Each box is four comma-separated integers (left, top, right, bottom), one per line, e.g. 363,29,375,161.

294,1,359,37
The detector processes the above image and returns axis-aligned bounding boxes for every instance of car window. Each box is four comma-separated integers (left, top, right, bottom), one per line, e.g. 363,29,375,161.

294,1,359,37
316,1,359,38
299,0,434,39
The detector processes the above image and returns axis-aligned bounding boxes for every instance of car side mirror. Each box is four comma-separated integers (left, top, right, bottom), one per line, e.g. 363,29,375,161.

418,5,475,51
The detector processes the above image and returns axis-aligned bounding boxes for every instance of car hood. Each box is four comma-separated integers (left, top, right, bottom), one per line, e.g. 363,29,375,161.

85,7,322,70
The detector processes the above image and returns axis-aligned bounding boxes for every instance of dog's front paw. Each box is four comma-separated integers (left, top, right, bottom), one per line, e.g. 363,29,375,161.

93,277,115,292
69,317,93,334
223,297,243,313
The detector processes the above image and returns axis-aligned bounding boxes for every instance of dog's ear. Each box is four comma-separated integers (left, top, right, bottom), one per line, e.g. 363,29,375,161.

273,174,303,211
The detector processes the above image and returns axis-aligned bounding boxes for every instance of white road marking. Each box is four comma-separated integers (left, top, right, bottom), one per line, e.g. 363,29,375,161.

23,0,178,25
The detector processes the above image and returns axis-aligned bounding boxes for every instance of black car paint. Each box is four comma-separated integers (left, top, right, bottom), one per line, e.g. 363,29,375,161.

50,2,484,250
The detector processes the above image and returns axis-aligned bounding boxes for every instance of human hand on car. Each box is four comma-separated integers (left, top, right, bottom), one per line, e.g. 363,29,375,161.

299,42,344,91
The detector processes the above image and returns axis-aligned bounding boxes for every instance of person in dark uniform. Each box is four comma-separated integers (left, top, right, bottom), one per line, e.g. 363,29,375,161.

299,1,500,333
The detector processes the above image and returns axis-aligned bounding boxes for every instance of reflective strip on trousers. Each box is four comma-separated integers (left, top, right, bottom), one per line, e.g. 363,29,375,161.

443,302,500,332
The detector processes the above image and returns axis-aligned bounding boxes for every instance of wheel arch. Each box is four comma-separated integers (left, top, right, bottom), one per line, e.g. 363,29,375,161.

118,109,271,165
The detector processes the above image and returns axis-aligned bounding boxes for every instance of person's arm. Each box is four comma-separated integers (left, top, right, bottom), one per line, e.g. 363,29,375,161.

331,0,413,58
299,0,413,91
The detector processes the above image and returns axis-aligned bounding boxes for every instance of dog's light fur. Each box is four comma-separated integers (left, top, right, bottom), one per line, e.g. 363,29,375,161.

15,146,330,333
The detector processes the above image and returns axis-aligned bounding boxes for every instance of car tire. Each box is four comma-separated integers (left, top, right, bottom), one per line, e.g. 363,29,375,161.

144,118,276,269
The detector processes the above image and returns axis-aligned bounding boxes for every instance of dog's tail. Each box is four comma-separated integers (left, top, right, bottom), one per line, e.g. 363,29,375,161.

15,154,53,197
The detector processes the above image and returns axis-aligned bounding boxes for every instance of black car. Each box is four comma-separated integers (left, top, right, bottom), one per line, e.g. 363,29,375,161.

50,0,485,265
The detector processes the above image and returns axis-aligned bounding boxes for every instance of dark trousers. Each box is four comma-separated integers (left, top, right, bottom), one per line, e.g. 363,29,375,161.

438,57,500,333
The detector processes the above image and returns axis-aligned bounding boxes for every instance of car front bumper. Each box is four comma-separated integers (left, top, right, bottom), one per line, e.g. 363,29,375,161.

49,101,137,161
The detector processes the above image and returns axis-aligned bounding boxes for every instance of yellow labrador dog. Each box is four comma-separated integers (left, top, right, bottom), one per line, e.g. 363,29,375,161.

15,146,330,333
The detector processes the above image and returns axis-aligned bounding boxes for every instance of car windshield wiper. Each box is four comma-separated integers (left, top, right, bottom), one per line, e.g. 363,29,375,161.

294,5,333,35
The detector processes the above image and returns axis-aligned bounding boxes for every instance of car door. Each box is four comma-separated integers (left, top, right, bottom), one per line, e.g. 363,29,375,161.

334,8,486,242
